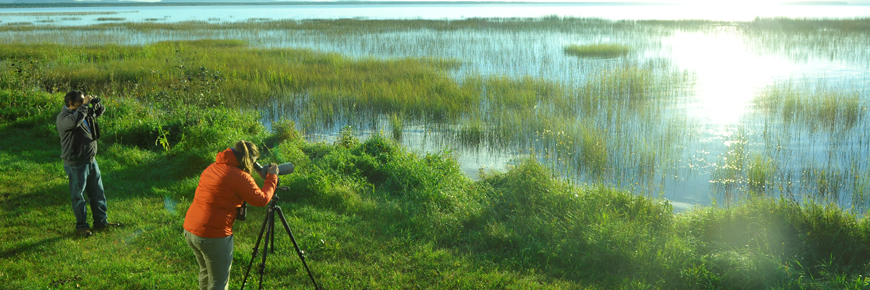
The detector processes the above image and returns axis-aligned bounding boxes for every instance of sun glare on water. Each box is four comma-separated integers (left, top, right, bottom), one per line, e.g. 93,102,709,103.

666,27,792,125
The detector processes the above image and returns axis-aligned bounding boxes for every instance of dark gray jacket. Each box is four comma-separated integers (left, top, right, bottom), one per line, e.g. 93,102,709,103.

56,104,103,166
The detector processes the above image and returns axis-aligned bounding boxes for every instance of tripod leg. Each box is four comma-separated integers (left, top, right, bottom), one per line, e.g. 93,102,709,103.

270,212,277,253
274,206,321,290
257,207,275,290
240,204,272,290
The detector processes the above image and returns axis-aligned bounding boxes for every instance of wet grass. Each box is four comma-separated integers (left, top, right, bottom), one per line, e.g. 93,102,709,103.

708,81,869,205
755,82,865,132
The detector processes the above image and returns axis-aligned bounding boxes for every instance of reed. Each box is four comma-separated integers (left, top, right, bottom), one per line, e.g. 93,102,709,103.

389,112,404,142
457,120,485,148
748,154,774,194
853,173,869,209
755,83,865,132
711,129,748,200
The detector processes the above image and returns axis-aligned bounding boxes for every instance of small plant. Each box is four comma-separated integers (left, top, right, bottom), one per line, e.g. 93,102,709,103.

458,120,485,148
273,118,301,143
748,154,774,194
155,125,171,153
389,112,404,142
336,126,359,148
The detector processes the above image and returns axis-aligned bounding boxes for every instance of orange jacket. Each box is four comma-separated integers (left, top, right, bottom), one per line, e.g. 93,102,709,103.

183,148,277,238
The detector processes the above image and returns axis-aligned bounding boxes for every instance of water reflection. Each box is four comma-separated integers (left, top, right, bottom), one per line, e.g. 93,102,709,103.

666,29,792,125
246,20,869,212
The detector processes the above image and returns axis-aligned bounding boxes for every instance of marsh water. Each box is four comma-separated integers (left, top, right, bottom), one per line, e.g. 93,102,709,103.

3,3,870,211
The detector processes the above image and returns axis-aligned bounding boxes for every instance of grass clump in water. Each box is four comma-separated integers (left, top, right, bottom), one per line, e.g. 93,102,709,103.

563,43,630,58
754,83,865,132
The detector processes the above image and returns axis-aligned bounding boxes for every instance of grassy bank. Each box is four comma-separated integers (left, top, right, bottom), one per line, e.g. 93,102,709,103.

2,87,870,289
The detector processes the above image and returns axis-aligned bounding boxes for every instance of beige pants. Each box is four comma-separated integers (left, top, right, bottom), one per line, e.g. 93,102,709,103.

184,230,233,290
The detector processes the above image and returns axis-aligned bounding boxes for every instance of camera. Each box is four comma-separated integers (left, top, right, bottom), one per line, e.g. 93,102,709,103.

90,97,102,105
253,162,295,179
238,161,294,221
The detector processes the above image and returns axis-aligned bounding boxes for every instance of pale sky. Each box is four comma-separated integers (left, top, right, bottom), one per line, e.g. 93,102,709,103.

76,0,870,3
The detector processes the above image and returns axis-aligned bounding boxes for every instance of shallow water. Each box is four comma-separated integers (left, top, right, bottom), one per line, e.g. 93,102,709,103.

252,24,870,211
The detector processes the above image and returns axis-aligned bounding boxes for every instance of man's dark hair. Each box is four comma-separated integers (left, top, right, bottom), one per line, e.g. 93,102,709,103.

64,90,84,107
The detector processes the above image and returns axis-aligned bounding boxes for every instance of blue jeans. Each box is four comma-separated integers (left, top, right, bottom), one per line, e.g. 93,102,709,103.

64,160,108,230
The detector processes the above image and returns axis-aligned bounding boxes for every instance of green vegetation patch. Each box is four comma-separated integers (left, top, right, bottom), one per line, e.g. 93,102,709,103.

564,43,631,58
754,83,865,132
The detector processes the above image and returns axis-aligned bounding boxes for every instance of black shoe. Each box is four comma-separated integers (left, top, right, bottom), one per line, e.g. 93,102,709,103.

94,222,123,231
77,229,93,237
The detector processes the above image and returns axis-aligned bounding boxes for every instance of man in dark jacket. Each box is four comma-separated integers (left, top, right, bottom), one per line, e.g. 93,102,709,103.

56,90,120,237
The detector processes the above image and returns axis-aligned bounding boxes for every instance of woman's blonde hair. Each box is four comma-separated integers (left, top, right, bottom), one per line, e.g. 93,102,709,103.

234,140,260,175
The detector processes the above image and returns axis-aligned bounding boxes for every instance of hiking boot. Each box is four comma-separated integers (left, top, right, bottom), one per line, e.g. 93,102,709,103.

94,222,123,231
77,229,93,237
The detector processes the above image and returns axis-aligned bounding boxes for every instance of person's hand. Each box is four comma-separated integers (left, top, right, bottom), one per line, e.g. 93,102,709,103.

267,163,279,175
83,95,94,105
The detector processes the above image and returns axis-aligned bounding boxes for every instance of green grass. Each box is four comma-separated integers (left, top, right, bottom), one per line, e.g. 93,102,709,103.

2,90,870,288
563,43,631,58
748,154,775,195
0,40,470,119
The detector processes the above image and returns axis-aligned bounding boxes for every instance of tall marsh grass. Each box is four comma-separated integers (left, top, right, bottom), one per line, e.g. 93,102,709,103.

707,81,869,205
755,83,864,132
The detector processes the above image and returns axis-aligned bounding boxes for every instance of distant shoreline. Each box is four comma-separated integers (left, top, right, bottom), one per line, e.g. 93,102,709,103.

782,1,849,4
1,2,662,9
0,1,854,9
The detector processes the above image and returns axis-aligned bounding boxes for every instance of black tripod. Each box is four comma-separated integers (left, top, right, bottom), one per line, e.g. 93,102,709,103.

241,180,320,290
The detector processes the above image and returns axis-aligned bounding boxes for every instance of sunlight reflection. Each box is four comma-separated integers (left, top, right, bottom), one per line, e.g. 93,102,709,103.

667,29,793,125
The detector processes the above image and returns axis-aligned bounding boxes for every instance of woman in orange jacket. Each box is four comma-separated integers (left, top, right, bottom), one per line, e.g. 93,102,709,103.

183,140,279,290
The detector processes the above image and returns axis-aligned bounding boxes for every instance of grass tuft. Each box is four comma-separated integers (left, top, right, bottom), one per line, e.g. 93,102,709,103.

564,43,630,58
